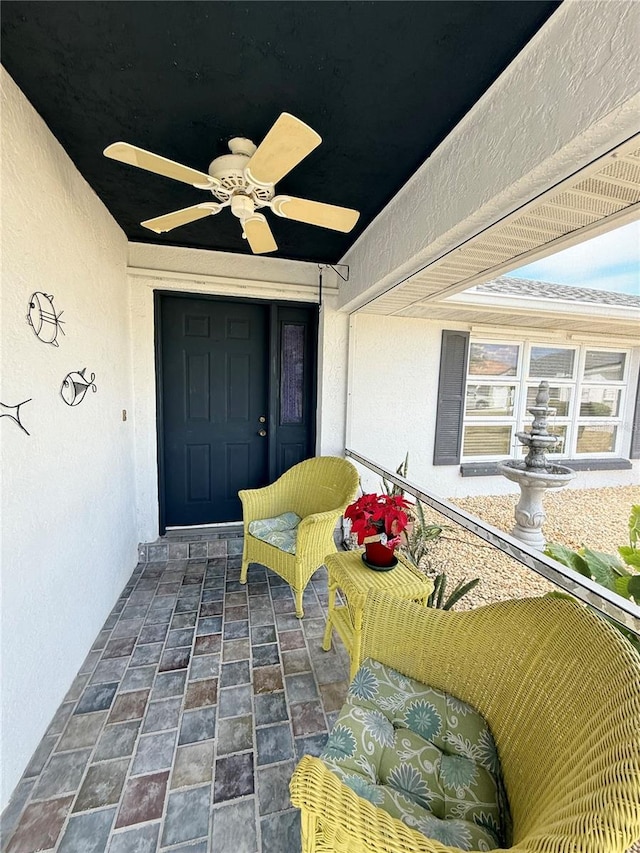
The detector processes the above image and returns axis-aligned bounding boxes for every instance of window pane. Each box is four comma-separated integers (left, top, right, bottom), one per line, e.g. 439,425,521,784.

518,425,567,455
584,350,626,382
280,323,305,424
579,387,621,417
529,347,575,379
463,425,512,456
576,424,617,454
526,385,571,417
465,384,516,416
468,343,519,377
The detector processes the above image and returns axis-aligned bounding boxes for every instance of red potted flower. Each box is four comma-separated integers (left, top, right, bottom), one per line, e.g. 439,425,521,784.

344,493,412,568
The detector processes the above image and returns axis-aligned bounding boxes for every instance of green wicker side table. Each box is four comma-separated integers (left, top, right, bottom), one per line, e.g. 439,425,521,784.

322,550,433,679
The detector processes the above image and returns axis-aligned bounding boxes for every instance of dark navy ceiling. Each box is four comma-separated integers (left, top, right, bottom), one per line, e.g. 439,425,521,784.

1,1,560,263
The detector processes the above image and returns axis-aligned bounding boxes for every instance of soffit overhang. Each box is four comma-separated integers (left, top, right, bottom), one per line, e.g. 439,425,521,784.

358,135,640,329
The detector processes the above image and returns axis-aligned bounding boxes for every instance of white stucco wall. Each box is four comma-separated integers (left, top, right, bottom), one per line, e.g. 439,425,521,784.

127,244,347,543
347,314,640,500
0,70,137,808
339,0,640,310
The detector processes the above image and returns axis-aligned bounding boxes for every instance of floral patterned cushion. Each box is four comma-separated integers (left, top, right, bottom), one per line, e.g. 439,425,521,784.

320,658,511,851
248,512,301,554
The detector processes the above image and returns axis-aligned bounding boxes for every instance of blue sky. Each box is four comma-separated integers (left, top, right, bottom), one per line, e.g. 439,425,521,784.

509,220,640,295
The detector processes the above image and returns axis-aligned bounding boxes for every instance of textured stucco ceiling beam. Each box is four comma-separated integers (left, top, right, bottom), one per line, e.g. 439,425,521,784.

338,0,640,314
383,200,640,315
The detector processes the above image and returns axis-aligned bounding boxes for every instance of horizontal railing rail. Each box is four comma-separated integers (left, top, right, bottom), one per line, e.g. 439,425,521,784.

345,448,640,635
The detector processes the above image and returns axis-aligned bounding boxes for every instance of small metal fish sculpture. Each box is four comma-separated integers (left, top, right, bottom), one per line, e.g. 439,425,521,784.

27,292,65,346
61,369,97,407
0,398,32,435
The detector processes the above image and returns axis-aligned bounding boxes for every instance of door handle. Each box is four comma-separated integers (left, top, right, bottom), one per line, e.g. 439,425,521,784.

259,416,267,423
258,429,267,437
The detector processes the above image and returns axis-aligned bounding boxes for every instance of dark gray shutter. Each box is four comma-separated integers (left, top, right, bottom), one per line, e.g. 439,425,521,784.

433,330,470,465
630,370,640,459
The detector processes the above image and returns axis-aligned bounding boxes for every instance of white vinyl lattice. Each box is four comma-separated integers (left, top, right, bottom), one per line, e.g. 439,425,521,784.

364,138,640,317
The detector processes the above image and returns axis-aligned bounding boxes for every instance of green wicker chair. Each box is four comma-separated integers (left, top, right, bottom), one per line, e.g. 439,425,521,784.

291,591,640,853
239,456,359,618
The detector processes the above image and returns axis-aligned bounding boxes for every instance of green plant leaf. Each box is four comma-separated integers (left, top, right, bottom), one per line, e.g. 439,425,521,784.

614,574,640,604
628,505,640,547
381,453,409,498
399,452,409,479
544,542,590,577
422,525,443,541
627,575,640,603
427,573,443,608
544,511,640,655
442,577,480,610
581,548,626,589
619,546,640,570
401,499,444,569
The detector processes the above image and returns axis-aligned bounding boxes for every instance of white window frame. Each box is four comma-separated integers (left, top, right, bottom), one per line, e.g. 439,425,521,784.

518,342,577,460
461,338,630,462
462,340,522,460
573,346,628,458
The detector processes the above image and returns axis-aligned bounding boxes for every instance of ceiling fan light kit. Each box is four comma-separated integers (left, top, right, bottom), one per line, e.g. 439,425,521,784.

103,112,359,254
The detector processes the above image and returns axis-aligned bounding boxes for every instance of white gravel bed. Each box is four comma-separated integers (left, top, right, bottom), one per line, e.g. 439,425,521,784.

414,485,640,610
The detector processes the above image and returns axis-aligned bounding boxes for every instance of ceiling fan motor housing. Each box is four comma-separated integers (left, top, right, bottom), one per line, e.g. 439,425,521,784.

208,138,273,206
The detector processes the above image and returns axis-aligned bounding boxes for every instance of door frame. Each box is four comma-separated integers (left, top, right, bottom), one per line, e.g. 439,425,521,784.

154,289,318,534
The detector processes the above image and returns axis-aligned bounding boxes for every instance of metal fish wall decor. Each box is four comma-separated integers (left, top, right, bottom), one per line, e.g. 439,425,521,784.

27,292,65,346
0,398,32,435
61,369,97,407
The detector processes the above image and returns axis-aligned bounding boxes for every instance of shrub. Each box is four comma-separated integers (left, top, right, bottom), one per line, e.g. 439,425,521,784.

544,505,640,652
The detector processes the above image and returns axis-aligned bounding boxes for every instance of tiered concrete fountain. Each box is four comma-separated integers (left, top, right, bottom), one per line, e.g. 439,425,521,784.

497,380,575,550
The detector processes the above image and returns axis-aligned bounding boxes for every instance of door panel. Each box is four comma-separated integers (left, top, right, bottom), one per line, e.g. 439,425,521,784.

160,296,269,525
186,444,211,501
157,294,317,529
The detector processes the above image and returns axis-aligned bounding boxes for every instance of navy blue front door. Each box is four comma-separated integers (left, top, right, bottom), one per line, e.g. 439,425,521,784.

157,294,317,527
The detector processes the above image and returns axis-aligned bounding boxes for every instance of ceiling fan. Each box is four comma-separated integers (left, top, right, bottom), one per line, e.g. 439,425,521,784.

104,113,360,254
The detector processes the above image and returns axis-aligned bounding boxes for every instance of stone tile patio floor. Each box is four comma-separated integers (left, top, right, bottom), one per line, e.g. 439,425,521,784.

1,542,352,852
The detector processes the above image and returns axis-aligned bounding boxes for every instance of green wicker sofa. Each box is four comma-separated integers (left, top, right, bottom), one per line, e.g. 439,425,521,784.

291,591,640,853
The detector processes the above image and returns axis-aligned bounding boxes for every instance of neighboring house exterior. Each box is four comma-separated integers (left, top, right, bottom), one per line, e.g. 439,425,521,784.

462,280,639,467
346,278,640,499
1,0,639,809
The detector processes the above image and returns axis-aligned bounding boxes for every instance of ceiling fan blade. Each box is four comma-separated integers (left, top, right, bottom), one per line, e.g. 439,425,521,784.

243,214,278,254
104,142,217,188
271,195,360,233
141,203,221,233
245,113,321,186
